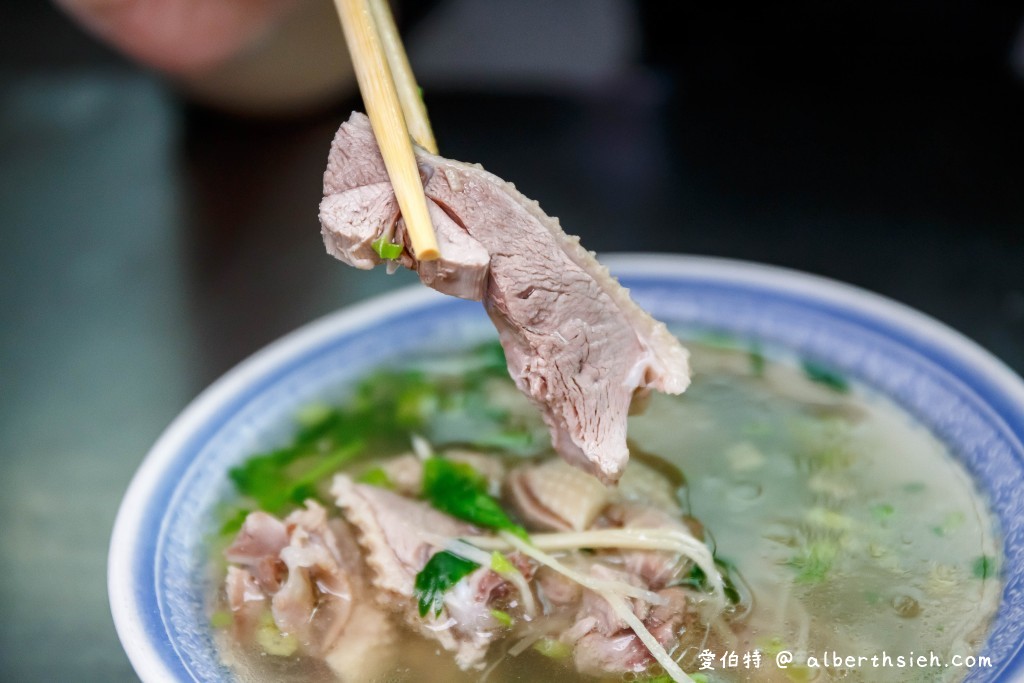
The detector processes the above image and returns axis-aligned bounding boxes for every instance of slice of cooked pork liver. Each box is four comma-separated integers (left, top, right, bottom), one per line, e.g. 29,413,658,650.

320,113,690,483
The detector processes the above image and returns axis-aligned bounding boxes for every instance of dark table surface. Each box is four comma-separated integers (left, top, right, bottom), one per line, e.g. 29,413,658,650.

2,1,1023,680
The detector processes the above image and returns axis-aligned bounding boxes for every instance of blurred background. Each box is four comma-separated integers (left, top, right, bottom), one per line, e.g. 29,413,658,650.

1,0,1023,679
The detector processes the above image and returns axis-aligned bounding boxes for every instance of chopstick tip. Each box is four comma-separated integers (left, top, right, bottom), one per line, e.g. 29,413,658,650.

417,247,440,262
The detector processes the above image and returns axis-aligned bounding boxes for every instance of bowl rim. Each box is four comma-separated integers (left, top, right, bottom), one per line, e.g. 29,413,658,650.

108,253,1024,681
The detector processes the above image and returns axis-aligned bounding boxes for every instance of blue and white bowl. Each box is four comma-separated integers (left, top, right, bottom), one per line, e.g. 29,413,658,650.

109,255,1024,682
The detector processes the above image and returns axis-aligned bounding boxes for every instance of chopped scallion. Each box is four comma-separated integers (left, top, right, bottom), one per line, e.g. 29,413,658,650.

533,637,571,659
490,608,513,627
371,236,403,260
490,551,516,574
357,466,394,489
210,611,233,629
870,503,895,523
932,511,965,537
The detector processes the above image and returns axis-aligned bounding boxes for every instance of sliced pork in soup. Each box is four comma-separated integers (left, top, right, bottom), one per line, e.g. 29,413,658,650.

210,342,1001,683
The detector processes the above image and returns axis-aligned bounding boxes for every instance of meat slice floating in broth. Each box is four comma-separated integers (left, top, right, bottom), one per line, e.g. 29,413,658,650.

211,341,1003,683
319,113,690,483
223,501,396,680
567,572,692,677
332,475,512,670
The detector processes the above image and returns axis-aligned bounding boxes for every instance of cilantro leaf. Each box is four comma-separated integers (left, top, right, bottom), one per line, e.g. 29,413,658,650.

680,556,742,604
972,555,996,579
414,550,479,616
471,341,509,376
228,440,364,514
801,361,850,393
749,344,765,377
220,342,537,534
422,457,527,538
218,507,253,537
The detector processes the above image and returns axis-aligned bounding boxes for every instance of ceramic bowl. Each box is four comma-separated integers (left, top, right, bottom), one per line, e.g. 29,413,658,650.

109,255,1024,681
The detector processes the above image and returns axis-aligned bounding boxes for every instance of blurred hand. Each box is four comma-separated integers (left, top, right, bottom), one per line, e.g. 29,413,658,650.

56,0,304,74
55,0,355,114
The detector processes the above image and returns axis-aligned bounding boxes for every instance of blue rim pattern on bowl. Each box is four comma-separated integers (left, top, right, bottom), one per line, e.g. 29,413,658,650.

109,255,1024,682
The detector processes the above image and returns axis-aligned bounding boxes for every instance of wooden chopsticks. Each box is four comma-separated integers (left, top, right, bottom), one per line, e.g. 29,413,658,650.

334,0,440,261
367,0,438,155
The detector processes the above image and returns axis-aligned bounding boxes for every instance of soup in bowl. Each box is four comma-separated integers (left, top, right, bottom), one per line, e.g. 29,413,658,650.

109,255,1024,682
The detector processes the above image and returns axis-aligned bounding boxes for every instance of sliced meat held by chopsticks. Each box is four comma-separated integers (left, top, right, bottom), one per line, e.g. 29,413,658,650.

319,113,690,484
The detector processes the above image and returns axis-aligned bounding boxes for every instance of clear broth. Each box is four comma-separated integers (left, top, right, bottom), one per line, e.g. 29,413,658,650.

212,342,1001,682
